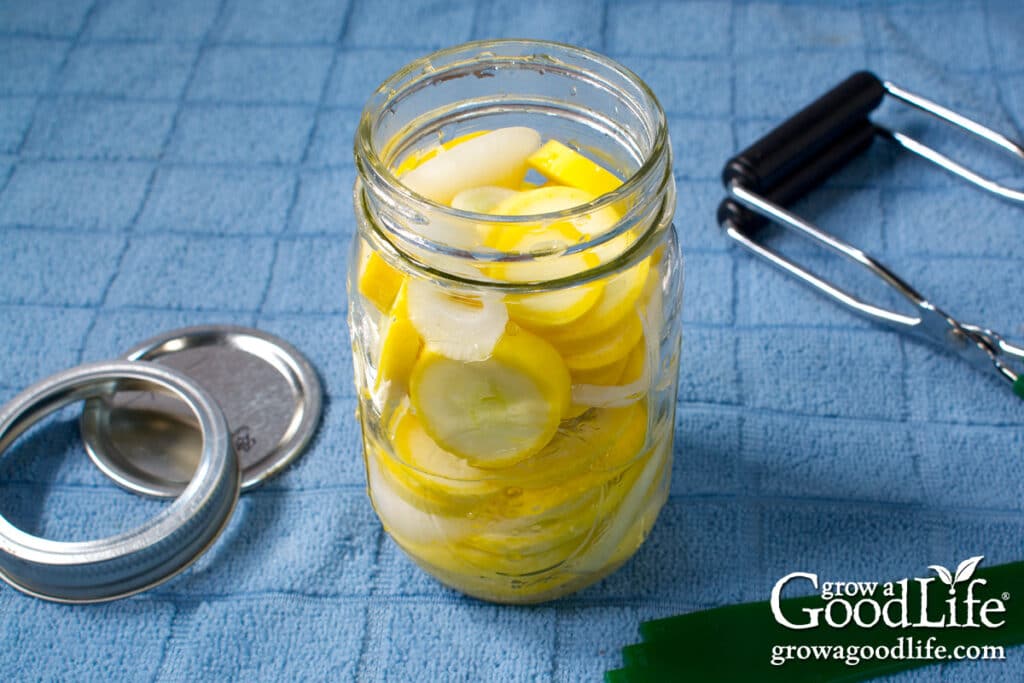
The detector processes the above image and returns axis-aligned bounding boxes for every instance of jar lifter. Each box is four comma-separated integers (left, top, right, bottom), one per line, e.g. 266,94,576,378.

717,71,1024,399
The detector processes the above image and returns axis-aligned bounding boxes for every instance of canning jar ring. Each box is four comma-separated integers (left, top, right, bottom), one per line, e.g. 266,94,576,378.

0,361,239,603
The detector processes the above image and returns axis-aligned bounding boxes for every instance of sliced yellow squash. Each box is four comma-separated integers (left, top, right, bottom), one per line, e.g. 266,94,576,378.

374,283,421,393
357,250,406,314
545,256,650,346
409,323,571,468
557,310,643,371
526,139,623,196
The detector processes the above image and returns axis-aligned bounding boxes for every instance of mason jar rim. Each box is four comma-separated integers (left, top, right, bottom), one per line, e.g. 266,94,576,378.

354,38,671,226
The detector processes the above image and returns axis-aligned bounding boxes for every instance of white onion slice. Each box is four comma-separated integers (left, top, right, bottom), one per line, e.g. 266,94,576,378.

450,186,518,214
570,371,649,408
406,278,508,361
365,455,467,544
401,127,542,204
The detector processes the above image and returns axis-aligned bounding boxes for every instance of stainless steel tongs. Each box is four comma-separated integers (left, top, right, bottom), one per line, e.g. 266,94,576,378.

717,71,1024,400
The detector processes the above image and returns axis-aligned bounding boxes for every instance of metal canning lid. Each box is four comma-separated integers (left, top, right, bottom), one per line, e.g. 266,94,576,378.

81,325,322,497
0,361,239,603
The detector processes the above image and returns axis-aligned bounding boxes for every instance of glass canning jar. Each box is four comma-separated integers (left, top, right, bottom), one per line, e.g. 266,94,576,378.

349,40,682,604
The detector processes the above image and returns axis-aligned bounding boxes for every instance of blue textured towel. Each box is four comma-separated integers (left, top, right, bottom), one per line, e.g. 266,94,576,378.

1,0,1023,680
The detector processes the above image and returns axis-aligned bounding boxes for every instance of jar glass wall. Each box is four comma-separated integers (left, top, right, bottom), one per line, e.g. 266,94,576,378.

349,40,682,604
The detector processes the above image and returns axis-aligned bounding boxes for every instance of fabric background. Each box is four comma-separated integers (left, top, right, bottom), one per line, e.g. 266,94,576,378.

1,0,1022,680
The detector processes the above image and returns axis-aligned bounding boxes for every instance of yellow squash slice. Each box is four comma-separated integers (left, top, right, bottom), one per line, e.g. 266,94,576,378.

526,139,623,196
545,256,650,346
373,283,422,394
409,323,571,468
488,186,619,328
557,309,643,371
357,250,405,314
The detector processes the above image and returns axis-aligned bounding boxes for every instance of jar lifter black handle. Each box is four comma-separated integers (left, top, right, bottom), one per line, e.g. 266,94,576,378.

715,71,1024,399
718,71,886,233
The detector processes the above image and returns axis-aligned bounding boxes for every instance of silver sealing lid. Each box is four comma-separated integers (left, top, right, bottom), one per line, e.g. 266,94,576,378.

0,361,240,603
81,325,322,497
